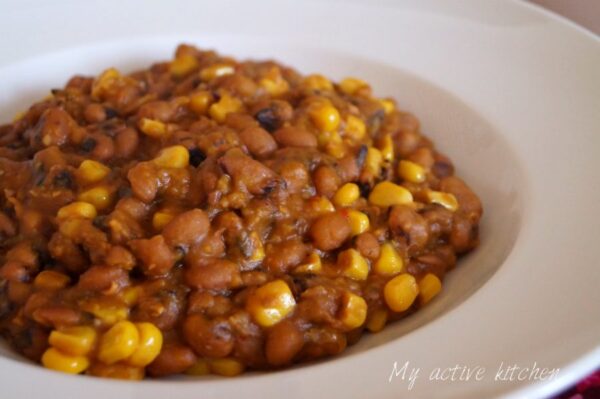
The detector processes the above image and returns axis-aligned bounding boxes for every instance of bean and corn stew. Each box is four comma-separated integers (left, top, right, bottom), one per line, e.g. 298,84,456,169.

0,44,482,379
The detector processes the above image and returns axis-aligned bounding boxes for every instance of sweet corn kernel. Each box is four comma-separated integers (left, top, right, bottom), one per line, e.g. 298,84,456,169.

188,91,213,115
308,196,335,215
152,145,190,169
34,270,70,290
426,191,459,212
89,363,145,380
384,274,419,312
91,68,121,100
77,160,110,185
247,231,265,262
81,301,128,325
337,248,369,281
303,74,333,91
169,54,199,77
346,210,370,236
186,359,211,376
293,252,322,274
418,273,442,306
58,218,84,239
309,102,340,132
379,134,394,162
398,160,426,183
339,77,368,95
127,322,163,367
209,93,242,123
57,201,97,220
49,326,97,356
344,115,366,140
41,347,90,374
260,76,289,97
339,291,368,330
373,242,404,275
98,320,140,365
152,209,178,230
139,118,168,138
364,147,383,176
78,186,112,211
121,286,141,306
325,135,346,159
379,98,395,114
366,309,388,333
368,182,413,207
246,279,296,327
200,63,235,81
210,358,245,377
333,183,360,207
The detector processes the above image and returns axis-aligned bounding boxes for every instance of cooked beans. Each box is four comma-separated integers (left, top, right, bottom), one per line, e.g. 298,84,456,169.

0,44,481,378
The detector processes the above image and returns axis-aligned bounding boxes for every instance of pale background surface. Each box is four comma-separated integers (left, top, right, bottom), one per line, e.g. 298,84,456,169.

530,0,600,35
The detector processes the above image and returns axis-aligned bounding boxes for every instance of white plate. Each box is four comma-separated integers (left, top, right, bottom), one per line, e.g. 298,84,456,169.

0,1,599,398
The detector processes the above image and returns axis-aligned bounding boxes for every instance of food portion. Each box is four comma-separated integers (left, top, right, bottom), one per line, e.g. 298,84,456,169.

0,44,482,379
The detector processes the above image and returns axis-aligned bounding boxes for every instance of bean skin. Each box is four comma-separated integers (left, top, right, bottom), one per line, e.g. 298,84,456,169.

310,212,351,251
183,314,235,358
83,103,107,123
273,126,317,148
114,127,139,158
439,176,483,222
313,165,340,198
237,126,278,158
78,265,129,293
388,205,429,252
265,320,304,366
129,235,176,277
218,148,279,195
162,209,210,249
127,162,159,203
263,240,309,274
184,259,241,290
354,232,380,260
147,344,198,377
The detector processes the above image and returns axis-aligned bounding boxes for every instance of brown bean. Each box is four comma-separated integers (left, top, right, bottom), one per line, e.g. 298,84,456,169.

114,127,139,158
313,165,340,198
127,162,159,203
129,235,176,277
408,147,435,169
132,290,182,330
237,126,278,158
78,265,129,293
439,176,483,222
147,344,198,377
273,126,317,148
114,197,149,220
83,103,107,123
183,314,235,358
354,232,380,260
279,161,309,194
32,306,82,328
138,100,174,122
218,148,279,195
89,133,114,161
394,130,421,158
47,233,87,273
38,108,74,147
0,261,29,282
253,100,293,132
450,215,478,254
162,209,210,249
263,240,309,274
184,259,241,290
105,246,136,270
388,205,429,252
265,320,304,366
337,154,360,183
187,291,232,317
310,212,351,251
224,113,259,131
6,242,38,266
0,211,16,237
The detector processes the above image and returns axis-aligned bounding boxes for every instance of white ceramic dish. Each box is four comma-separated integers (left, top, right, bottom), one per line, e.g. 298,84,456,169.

0,1,598,398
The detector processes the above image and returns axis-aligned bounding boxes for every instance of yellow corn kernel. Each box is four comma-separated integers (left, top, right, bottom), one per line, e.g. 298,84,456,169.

57,201,97,220
368,182,413,207
200,63,235,81
98,320,140,365
293,252,322,274
34,270,70,290
246,279,296,327
81,301,128,325
303,74,333,91
77,160,110,185
246,231,265,262
49,326,97,356
41,347,90,374
308,196,335,215
152,145,190,169
339,77,368,95
127,322,163,367
418,273,442,306
89,363,145,380
210,358,245,377
384,274,419,312
338,291,368,330
186,359,211,376
333,183,360,207
373,242,404,276
379,134,394,162
346,210,370,236
121,286,141,306
426,191,459,212
379,98,395,114
152,208,178,231
188,91,213,115
337,248,369,281
78,186,112,211
325,135,346,159
209,93,242,123
344,115,366,140
398,160,426,183
364,147,383,176
139,118,168,138
91,68,121,100
309,102,340,132
169,54,199,77
366,309,388,333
